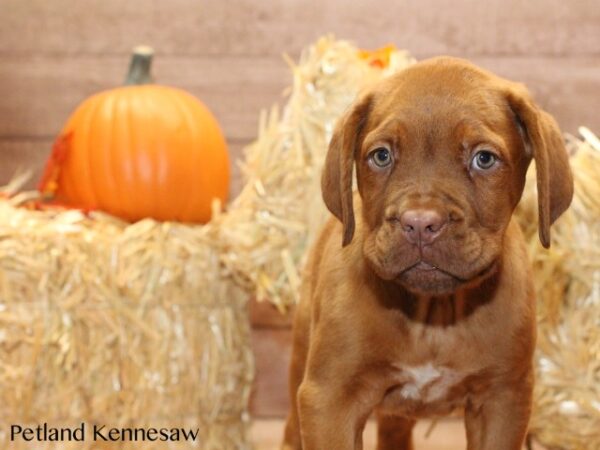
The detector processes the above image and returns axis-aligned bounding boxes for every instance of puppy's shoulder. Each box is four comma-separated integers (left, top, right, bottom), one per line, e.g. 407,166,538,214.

303,212,366,296
305,216,360,276
494,218,536,325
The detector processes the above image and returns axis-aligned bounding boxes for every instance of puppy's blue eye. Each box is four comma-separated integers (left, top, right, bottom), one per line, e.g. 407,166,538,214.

472,150,497,170
370,147,392,168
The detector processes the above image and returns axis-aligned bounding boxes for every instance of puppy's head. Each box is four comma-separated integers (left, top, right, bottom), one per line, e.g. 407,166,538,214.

322,57,573,295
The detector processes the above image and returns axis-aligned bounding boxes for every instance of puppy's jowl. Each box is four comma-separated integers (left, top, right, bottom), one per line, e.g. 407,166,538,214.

282,57,573,450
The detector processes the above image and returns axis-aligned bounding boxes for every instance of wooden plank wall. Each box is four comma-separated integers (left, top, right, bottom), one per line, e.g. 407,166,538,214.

2,0,599,418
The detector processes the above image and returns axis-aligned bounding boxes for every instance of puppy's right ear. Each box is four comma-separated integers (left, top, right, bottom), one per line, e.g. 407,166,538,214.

321,94,373,247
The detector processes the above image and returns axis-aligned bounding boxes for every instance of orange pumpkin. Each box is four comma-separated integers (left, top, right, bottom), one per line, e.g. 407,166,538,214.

39,46,230,223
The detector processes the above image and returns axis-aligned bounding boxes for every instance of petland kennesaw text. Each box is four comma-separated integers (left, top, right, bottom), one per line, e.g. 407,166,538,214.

10,423,200,442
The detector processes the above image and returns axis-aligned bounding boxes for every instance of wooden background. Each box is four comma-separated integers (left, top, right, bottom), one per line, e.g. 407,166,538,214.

1,0,599,418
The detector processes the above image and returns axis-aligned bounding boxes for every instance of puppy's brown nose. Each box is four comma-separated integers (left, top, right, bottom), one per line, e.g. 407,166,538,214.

400,209,446,245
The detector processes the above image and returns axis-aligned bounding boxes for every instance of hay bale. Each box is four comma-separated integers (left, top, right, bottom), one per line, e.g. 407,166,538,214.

0,198,253,449
516,128,600,450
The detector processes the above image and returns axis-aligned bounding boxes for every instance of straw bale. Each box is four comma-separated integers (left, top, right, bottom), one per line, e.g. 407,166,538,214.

516,128,600,450
0,199,253,449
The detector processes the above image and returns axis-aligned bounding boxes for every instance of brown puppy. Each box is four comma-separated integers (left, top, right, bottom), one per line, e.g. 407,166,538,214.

281,57,573,450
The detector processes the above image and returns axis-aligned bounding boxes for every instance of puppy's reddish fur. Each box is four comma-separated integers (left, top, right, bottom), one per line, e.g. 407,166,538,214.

282,57,573,450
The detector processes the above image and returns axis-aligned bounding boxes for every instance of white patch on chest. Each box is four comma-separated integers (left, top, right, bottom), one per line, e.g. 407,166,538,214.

399,363,462,403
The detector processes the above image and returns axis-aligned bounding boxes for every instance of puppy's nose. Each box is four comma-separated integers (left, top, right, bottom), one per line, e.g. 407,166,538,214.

400,209,447,245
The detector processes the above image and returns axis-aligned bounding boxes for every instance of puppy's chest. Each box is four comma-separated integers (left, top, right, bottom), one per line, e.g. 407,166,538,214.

378,363,468,418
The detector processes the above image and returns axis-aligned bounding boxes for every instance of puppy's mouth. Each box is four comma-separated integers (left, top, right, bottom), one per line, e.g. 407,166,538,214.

402,261,465,280
408,261,445,273
394,259,498,295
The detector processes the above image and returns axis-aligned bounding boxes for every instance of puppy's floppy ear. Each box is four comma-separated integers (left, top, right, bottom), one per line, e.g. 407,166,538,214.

506,84,574,248
321,94,373,247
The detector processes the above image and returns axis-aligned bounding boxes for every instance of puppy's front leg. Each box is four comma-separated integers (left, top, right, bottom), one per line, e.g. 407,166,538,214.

297,378,373,450
465,372,533,450
296,330,380,450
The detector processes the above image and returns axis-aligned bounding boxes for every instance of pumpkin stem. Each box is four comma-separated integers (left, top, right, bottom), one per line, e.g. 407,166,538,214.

125,46,154,85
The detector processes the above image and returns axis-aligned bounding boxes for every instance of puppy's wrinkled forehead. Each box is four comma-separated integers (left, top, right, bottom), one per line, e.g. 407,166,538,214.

362,58,517,154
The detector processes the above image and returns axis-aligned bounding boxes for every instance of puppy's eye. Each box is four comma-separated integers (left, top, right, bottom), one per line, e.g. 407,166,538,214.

369,147,393,168
472,150,497,170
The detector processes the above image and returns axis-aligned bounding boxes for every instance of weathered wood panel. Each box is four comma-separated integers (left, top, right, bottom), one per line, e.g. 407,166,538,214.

1,55,598,143
2,0,599,57
0,55,290,141
250,327,292,417
0,139,50,187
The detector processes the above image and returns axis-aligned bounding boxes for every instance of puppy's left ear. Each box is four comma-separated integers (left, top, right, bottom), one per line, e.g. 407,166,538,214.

506,84,574,248
321,94,373,246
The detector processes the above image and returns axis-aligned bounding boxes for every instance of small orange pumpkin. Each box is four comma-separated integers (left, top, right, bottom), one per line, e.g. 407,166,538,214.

39,46,230,223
